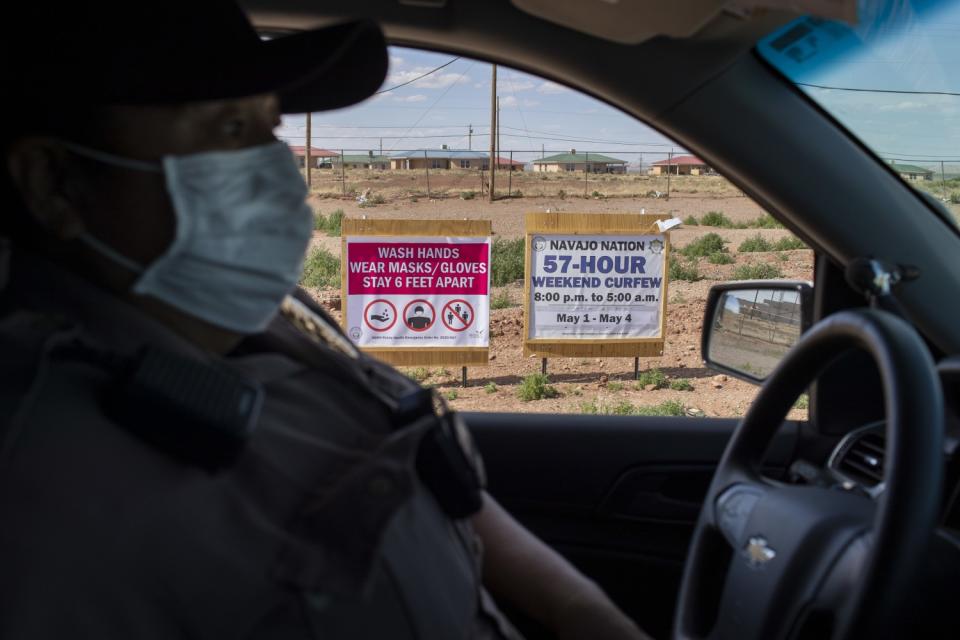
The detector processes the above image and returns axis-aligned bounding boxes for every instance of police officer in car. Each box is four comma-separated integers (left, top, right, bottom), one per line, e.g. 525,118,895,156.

0,2,648,639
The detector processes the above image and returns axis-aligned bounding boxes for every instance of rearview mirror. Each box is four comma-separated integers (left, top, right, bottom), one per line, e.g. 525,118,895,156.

702,281,814,384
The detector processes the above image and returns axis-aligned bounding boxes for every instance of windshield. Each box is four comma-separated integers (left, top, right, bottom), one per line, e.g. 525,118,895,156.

758,0,960,223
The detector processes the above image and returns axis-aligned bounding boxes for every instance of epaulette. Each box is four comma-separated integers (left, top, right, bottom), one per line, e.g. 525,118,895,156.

278,295,359,360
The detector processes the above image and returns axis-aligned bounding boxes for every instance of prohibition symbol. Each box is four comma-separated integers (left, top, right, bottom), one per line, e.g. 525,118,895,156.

363,299,397,332
403,299,436,332
442,299,474,332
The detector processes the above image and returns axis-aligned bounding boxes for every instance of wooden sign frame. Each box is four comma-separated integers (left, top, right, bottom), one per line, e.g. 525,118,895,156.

522,212,671,358
341,217,492,367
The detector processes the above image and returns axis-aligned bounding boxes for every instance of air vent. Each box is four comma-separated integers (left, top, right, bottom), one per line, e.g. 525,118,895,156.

836,432,885,486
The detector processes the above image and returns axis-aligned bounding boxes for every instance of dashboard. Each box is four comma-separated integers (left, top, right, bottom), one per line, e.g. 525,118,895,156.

794,356,960,538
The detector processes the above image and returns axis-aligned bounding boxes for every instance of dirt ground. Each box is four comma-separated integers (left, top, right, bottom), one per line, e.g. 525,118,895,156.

306,182,815,419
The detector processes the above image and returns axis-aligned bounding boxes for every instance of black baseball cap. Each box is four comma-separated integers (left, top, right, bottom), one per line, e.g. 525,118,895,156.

5,1,387,114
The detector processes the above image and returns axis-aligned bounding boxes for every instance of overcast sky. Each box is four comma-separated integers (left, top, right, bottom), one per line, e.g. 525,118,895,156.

278,47,681,163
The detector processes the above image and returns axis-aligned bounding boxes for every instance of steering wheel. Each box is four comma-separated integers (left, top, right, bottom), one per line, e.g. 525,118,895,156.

674,309,943,639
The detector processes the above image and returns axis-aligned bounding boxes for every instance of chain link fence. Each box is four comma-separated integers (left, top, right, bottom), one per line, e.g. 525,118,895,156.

293,148,747,202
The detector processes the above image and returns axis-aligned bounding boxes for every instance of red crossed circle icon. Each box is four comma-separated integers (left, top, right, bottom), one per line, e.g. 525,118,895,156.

402,299,436,332
363,299,397,332
441,299,474,332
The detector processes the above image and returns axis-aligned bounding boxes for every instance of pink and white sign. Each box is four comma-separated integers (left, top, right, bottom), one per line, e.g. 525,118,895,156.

344,236,491,348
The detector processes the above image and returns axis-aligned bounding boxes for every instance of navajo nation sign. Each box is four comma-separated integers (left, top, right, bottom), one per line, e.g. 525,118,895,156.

342,218,491,366
524,212,670,358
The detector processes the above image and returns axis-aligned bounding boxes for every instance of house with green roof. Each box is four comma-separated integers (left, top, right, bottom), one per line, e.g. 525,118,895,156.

531,149,626,174
332,153,391,170
889,162,933,181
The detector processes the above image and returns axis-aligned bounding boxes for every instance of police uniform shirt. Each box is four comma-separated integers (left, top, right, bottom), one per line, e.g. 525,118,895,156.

0,245,522,640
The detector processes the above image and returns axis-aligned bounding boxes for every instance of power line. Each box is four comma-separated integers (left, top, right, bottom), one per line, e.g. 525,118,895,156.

797,81,960,97
497,125,675,146
374,57,461,94
388,59,476,152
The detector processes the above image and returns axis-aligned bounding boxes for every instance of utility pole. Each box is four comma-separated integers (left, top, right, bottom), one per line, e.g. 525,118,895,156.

468,124,473,150
379,138,382,157
584,151,589,198
424,150,431,198
305,112,312,189
496,97,501,170
489,64,497,202
942,160,948,200
666,147,673,200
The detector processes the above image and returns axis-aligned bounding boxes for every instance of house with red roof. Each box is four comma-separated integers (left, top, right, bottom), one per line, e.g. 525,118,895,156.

289,145,339,169
648,155,712,176
497,156,526,172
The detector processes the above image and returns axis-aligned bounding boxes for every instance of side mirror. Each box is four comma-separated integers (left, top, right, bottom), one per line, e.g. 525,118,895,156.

701,281,814,384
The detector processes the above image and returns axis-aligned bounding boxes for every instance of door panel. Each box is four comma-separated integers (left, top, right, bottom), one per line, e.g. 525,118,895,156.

464,412,800,638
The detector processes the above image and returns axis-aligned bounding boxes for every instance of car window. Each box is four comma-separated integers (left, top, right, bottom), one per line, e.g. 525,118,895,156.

285,47,813,420
757,0,960,224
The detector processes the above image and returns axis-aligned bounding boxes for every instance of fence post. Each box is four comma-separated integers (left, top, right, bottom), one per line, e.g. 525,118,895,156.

508,151,513,196
666,148,673,200
340,148,346,196
584,151,589,198
424,150,430,199
942,160,948,201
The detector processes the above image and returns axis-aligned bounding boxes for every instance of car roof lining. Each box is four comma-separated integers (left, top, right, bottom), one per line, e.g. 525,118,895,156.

243,0,791,120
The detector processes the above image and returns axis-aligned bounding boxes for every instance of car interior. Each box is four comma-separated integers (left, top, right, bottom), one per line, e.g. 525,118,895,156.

19,1,960,638
245,1,960,638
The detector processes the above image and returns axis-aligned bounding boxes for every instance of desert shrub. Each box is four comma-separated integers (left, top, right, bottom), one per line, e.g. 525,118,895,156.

612,401,636,416
407,367,430,382
683,215,699,226
738,234,774,252
708,252,734,265
634,400,686,416
670,379,694,391
484,382,498,394
636,368,668,389
461,190,476,200
490,289,515,309
746,214,784,229
492,237,525,286
445,389,459,401
300,247,341,288
669,256,701,282
314,209,345,236
773,236,806,251
700,210,735,228
607,381,624,392
518,373,560,401
950,192,960,204
580,399,601,414
680,232,727,258
731,263,783,280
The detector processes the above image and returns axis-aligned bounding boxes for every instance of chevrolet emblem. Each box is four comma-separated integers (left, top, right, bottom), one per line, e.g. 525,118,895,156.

744,536,776,567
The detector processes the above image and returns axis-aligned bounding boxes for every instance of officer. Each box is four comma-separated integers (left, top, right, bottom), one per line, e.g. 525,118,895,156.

0,2,649,639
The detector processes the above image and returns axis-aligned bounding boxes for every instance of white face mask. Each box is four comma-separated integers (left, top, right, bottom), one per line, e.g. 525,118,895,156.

63,140,314,334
